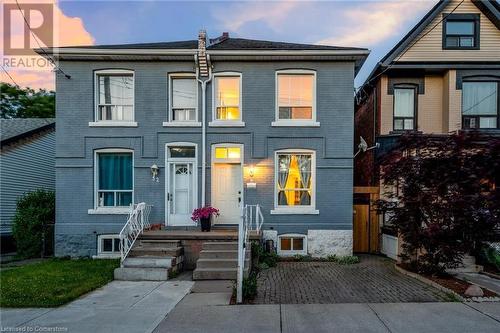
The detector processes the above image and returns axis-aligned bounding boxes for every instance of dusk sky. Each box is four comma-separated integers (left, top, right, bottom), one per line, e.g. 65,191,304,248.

2,0,440,90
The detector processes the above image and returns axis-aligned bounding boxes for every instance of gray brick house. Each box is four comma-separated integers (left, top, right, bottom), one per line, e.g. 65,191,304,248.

37,32,368,259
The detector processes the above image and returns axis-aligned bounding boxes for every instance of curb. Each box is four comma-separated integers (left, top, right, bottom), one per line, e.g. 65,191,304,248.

395,265,500,303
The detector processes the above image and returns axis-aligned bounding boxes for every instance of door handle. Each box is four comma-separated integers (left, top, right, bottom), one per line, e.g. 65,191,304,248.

238,197,241,203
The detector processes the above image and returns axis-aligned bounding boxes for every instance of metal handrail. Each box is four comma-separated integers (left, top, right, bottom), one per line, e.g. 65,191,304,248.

119,202,151,265
237,204,264,303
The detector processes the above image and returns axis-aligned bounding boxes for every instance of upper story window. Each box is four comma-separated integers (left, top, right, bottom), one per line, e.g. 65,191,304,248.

94,70,134,124
462,81,499,129
95,149,133,208
443,14,479,49
393,87,416,131
168,74,198,124
274,70,318,127
272,149,318,215
211,72,243,126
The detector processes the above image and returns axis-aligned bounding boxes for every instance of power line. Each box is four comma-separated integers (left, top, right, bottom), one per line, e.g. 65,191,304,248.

357,0,465,94
1,65,20,87
15,0,71,79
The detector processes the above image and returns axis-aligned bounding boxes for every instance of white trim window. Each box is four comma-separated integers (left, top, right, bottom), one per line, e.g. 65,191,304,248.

94,149,134,209
273,70,318,127
165,73,200,127
96,234,121,258
91,70,136,127
272,149,318,215
278,234,307,256
210,72,244,127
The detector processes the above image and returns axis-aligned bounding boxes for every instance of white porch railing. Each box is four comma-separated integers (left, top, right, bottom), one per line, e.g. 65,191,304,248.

119,202,152,265
237,204,264,303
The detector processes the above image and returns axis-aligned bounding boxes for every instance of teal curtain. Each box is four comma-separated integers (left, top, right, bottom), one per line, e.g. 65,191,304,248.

99,153,132,190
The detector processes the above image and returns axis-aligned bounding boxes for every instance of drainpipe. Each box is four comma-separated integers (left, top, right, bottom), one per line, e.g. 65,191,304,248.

195,54,212,207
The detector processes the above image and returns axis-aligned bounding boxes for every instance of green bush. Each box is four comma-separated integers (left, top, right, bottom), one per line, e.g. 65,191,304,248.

261,251,279,268
479,246,500,271
12,190,55,258
242,274,258,300
293,254,313,262
327,255,360,265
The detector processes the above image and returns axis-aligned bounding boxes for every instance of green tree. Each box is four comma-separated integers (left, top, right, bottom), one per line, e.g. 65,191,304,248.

1,83,55,118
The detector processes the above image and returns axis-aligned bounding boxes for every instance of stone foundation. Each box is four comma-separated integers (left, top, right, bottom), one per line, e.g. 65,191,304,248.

55,234,96,257
307,230,353,257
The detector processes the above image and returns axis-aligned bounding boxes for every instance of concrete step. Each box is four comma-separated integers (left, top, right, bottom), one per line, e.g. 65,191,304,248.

137,239,181,248
114,267,169,281
199,250,249,259
123,257,173,269
192,267,249,280
196,258,250,269
129,247,183,257
202,241,238,251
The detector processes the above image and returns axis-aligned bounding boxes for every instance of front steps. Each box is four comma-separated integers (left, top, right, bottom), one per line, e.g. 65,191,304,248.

193,241,250,280
114,239,184,281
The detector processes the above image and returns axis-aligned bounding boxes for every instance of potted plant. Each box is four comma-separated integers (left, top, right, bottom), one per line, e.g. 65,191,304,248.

191,206,220,232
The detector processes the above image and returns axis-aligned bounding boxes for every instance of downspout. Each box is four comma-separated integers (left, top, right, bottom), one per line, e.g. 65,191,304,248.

195,54,212,207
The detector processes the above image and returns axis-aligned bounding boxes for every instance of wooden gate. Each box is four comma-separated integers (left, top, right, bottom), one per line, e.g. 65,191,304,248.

353,187,379,253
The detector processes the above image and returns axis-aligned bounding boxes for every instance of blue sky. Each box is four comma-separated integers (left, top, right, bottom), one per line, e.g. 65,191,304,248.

58,0,438,87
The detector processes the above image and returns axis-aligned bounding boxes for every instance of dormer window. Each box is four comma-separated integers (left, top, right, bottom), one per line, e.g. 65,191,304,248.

443,14,479,49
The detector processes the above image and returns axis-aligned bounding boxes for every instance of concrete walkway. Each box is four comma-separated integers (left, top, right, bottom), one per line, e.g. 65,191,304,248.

154,295,500,333
457,272,500,295
1,280,193,333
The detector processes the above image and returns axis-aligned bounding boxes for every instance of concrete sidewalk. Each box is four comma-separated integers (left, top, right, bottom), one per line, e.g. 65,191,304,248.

1,280,193,333
154,294,500,333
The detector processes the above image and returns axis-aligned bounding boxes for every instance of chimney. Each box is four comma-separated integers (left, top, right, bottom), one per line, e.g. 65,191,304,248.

197,30,209,77
209,32,229,46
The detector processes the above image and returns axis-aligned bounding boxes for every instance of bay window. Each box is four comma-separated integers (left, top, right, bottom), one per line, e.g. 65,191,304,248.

275,70,317,126
273,150,317,214
94,70,134,124
462,81,499,129
95,150,133,208
393,87,416,131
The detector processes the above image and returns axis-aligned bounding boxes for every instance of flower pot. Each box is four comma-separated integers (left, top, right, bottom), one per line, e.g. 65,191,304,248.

200,216,211,232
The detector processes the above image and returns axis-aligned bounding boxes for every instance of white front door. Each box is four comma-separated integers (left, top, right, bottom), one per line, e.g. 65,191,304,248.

167,162,196,226
212,164,242,224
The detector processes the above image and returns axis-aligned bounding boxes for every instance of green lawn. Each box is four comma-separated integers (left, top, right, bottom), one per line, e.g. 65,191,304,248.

0,258,119,308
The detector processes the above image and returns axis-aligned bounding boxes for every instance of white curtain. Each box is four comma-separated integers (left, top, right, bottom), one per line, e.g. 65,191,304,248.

462,82,497,115
394,88,414,117
172,78,196,109
278,155,291,205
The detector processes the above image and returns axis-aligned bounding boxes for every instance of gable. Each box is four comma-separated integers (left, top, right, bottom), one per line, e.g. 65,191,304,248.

396,0,500,62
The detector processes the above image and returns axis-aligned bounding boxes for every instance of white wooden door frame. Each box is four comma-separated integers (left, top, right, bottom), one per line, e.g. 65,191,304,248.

210,143,244,225
165,142,198,227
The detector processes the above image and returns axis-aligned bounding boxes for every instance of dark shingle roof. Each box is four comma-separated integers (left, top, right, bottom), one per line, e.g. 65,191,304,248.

1,118,55,143
59,37,366,51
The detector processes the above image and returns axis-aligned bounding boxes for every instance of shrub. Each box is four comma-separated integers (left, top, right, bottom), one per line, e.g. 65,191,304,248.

242,274,258,300
376,132,500,274
12,190,55,258
261,252,279,268
479,246,500,271
293,254,313,262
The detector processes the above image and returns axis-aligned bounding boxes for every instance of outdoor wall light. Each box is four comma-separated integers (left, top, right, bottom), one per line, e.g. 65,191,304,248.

249,165,255,179
151,164,160,182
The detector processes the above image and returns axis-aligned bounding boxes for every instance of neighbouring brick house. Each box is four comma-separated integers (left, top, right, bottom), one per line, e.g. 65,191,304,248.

354,0,500,259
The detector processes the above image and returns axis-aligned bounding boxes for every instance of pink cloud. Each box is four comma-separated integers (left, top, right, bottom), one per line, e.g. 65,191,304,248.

2,0,94,90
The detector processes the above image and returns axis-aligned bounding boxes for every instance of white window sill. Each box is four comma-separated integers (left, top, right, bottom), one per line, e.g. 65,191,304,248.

208,121,245,127
92,253,121,259
270,208,319,215
163,122,202,127
271,121,320,127
88,207,132,215
89,121,138,127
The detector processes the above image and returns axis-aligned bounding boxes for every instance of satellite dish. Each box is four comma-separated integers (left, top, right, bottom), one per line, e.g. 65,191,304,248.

354,136,380,158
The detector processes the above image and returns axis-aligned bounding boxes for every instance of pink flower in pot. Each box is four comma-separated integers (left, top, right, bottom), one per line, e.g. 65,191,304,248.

191,206,220,232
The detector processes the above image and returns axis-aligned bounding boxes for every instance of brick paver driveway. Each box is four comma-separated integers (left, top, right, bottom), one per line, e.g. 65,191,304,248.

255,255,449,304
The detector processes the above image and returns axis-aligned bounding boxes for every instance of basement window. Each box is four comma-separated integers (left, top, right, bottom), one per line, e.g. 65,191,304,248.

96,234,121,258
278,234,307,256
